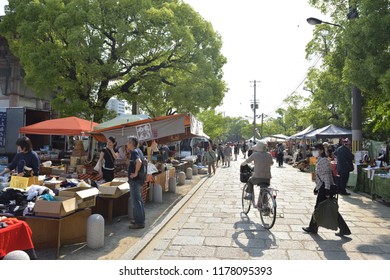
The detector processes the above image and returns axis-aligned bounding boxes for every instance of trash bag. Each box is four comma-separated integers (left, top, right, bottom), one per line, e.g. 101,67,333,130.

313,197,339,230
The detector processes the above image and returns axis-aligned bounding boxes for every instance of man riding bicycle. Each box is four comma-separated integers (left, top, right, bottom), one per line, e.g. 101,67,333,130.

240,142,274,200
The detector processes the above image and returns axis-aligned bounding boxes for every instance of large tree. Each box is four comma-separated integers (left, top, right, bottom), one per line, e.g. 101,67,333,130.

306,0,390,140
0,0,227,121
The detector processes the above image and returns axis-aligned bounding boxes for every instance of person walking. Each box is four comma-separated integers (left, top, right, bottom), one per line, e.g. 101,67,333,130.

223,143,232,167
234,143,239,161
204,145,216,176
276,143,285,167
334,138,354,195
127,136,146,229
97,136,119,182
302,143,351,236
241,141,248,159
216,143,225,167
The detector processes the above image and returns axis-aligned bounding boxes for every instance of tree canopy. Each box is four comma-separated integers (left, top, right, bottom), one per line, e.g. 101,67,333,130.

305,0,390,140
0,0,227,121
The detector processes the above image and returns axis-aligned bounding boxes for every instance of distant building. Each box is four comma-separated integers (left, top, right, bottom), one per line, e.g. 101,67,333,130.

106,97,131,115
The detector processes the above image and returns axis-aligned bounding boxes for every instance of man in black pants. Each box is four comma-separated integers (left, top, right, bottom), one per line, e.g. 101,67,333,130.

334,138,354,195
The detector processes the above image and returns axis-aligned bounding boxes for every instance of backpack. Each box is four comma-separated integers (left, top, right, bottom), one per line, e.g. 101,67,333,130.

136,148,148,183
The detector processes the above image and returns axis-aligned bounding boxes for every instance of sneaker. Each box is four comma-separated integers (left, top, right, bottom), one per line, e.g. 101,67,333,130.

244,194,253,200
128,223,145,229
261,207,270,216
302,227,318,234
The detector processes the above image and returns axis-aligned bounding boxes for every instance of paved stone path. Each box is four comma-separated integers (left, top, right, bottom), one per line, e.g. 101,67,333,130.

124,155,390,260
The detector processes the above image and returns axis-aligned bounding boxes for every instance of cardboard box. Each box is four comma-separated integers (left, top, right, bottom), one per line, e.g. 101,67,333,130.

43,179,63,190
39,166,52,175
10,175,39,190
59,186,99,209
98,181,129,198
34,196,77,218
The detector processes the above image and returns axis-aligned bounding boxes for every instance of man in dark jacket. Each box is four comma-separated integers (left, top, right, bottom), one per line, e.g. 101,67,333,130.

334,138,354,195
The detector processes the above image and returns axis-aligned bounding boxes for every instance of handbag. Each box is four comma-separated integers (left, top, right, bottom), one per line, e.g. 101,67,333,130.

317,174,339,195
93,161,101,172
313,197,339,230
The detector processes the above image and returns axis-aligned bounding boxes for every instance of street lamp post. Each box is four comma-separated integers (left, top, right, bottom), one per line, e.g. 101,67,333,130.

307,15,362,152
250,80,260,141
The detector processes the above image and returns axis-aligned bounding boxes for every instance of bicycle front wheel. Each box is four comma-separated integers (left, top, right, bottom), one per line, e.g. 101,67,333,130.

259,189,277,229
241,183,251,214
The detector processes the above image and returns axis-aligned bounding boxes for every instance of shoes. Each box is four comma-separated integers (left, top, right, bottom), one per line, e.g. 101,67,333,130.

130,220,135,225
335,231,351,237
128,223,145,229
261,208,270,216
340,192,351,195
302,227,317,234
244,194,253,200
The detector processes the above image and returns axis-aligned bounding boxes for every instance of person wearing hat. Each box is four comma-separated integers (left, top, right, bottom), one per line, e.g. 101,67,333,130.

334,138,354,195
97,136,119,182
240,142,273,200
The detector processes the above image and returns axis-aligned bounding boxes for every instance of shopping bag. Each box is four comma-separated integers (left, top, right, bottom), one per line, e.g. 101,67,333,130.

93,161,101,172
313,197,339,230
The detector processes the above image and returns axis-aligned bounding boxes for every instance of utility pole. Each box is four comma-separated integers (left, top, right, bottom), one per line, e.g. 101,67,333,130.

250,80,260,141
348,5,362,152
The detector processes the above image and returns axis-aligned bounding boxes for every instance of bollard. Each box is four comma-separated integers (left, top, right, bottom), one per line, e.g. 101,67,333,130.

168,177,176,193
186,167,193,179
153,184,162,203
192,166,198,175
3,250,30,260
87,214,104,249
178,171,186,185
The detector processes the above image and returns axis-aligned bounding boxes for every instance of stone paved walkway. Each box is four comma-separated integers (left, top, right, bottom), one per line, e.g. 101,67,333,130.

126,155,390,260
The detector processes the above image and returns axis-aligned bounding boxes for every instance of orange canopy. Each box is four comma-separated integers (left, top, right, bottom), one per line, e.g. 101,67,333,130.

19,116,98,136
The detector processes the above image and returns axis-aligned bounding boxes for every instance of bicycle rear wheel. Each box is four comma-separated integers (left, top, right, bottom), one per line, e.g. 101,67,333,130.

241,183,251,214
259,189,277,229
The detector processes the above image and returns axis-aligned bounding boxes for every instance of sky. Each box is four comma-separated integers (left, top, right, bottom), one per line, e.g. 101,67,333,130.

0,0,329,119
183,0,328,119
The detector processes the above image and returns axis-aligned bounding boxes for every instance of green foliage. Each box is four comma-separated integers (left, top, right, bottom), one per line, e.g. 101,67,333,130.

197,109,226,142
0,0,227,121
306,0,390,140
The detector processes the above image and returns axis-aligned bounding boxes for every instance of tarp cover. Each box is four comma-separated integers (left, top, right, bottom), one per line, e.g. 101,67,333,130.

288,125,315,139
93,114,150,130
304,124,351,139
93,113,209,145
19,116,98,136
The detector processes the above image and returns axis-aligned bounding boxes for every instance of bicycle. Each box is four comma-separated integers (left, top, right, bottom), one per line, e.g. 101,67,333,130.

241,178,278,229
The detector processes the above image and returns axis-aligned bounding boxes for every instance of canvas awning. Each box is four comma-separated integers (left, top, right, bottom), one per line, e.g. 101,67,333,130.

304,124,352,139
93,114,150,130
19,116,98,136
92,113,208,145
288,125,315,140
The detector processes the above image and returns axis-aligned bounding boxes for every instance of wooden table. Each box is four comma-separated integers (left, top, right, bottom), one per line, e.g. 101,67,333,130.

18,208,91,258
92,191,130,223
